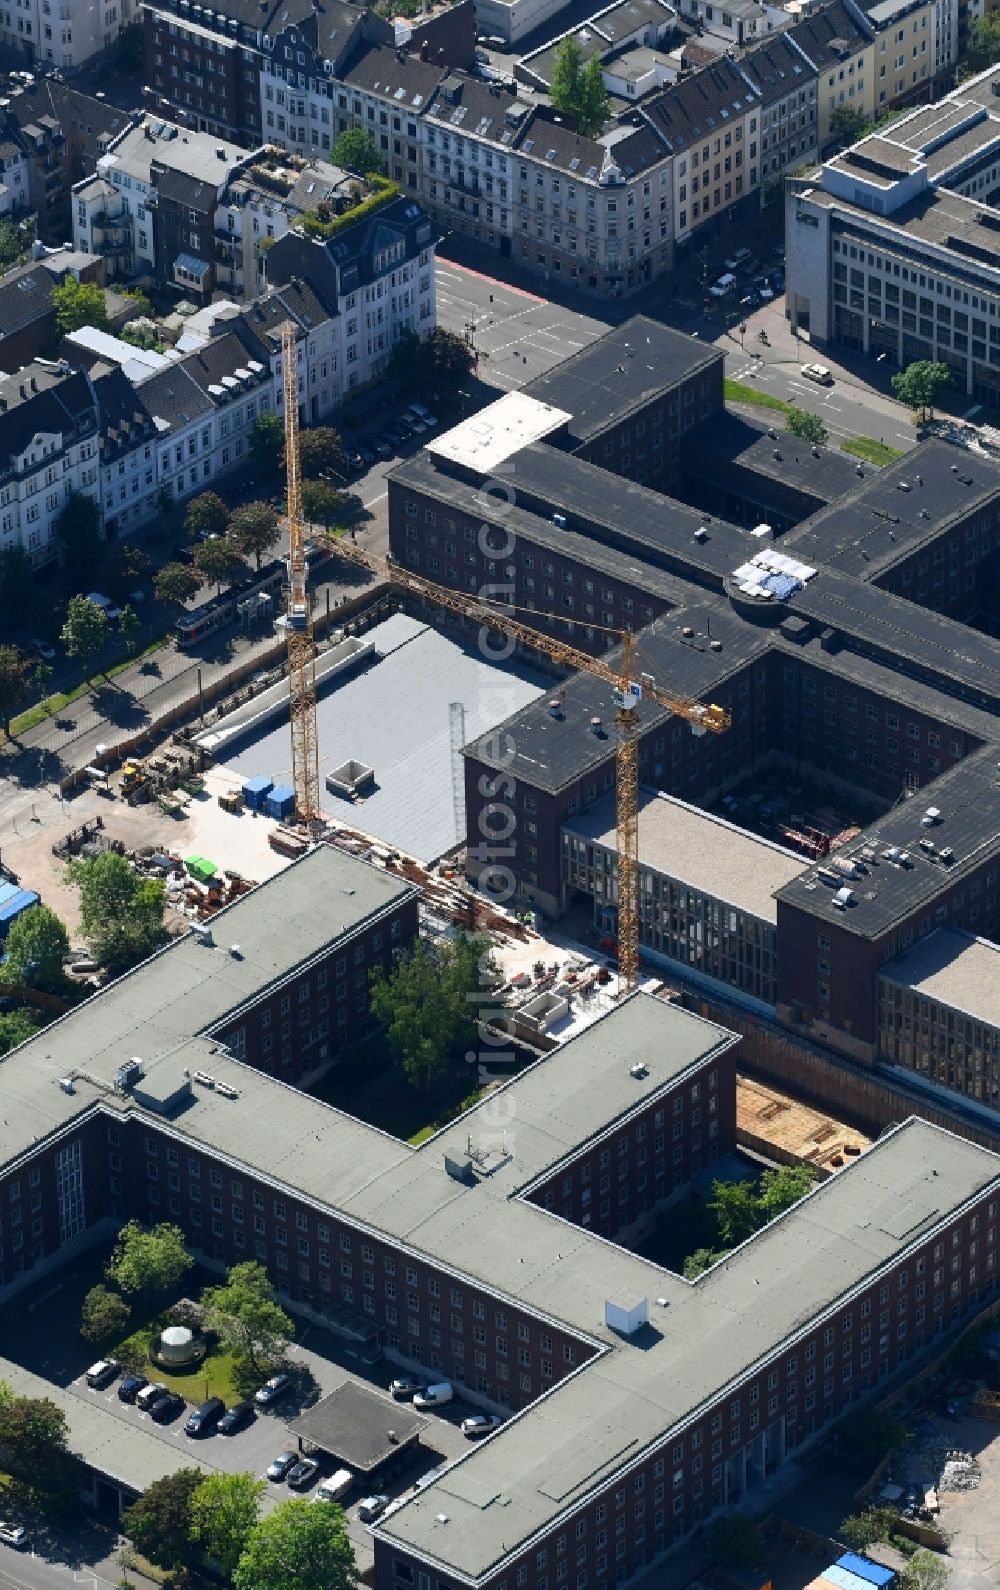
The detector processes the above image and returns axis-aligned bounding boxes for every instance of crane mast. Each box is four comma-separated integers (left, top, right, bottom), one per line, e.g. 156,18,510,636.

321,539,729,992
281,321,321,826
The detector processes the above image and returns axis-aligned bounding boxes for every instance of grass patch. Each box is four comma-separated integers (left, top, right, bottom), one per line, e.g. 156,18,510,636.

724,378,793,413
7,638,166,738
841,435,905,466
114,1315,245,1403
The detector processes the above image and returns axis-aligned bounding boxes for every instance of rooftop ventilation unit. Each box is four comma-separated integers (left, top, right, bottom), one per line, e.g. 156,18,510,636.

629,1063,649,1079
191,923,214,947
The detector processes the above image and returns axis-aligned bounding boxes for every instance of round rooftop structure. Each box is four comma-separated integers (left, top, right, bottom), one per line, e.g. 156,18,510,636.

158,1324,198,1365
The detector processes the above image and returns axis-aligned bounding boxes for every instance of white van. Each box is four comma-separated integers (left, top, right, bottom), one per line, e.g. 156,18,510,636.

800,362,834,386
315,1469,353,1504
413,1381,453,1409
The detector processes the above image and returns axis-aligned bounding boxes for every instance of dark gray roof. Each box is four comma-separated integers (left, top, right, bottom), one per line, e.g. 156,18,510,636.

783,437,1000,579
288,1382,427,1471
608,121,671,178
0,261,55,339
775,746,1000,938
0,363,97,467
786,0,873,72
91,363,157,461
139,364,214,429
515,114,608,177
684,409,870,506
3,80,128,166
643,58,759,152
740,33,815,105
425,72,522,144
524,317,724,446
340,40,446,111
264,193,433,306
178,331,272,399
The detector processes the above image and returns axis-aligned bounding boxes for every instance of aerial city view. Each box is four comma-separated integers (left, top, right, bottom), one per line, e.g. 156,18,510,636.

2,0,1000,1584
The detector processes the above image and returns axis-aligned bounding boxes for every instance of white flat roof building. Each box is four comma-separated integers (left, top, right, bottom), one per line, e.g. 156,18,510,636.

427,392,573,474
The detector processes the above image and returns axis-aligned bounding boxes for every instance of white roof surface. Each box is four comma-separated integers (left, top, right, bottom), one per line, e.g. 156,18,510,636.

427,391,572,473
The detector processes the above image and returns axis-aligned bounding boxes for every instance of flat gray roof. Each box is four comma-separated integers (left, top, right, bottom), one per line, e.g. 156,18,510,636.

881,926,1000,1027
567,790,807,924
288,1381,427,1471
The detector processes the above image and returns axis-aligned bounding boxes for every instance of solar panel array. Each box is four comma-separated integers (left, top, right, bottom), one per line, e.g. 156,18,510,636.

732,548,818,602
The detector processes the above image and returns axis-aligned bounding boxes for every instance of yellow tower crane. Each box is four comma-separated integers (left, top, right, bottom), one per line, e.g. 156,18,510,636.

322,540,730,991
281,321,321,826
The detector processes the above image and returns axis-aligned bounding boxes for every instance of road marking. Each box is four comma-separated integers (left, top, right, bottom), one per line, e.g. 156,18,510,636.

963,403,982,420
364,489,388,509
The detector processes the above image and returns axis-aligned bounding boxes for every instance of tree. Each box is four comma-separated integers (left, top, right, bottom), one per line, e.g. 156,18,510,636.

296,427,347,481
786,409,828,445
55,491,103,587
577,55,609,137
369,936,496,1092
706,1514,765,1570
426,327,477,382
891,360,952,423
106,541,150,602
3,903,70,994
61,594,110,679
251,411,284,467
203,1261,293,1373
184,490,230,543
331,127,386,176
708,1179,760,1246
118,603,141,656
80,1284,131,1346
682,1247,727,1279
34,661,53,701
900,1550,951,1590
0,1394,70,1482
194,535,246,593
829,104,870,150
0,215,28,271
0,645,31,735
155,561,204,607
51,276,108,338
124,1469,203,1572
118,17,145,66
839,1506,898,1551
120,322,164,352
234,1497,359,1590
550,36,585,119
190,1472,265,1578
0,1008,39,1057
230,500,280,570
106,1220,192,1307
962,12,1000,73
302,479,348,528
757,1164,816,1222
122,287,153,318
67,850,168,975
0,546,33,615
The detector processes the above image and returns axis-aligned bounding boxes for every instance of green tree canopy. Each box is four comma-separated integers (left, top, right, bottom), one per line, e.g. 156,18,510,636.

203,1261,293,1373
0,1008,40,1056
3,903,69,994
251,411,284,466
190,1471,265,1577
184,490,230,542
706,1514,765,1570
962,12,1000,74
0,546,33,616
757,1163,818,1221
56,491,103,588
155,561,204,607
122,287,153,318
52,276,108,338
682,1247,727,1279
0,215,29,271
829,103,870,149
891,360,952,422
67,849,168,975
900,1550,950,1590
550,38,608,135
0,644,31,736
838,1506,899,1551
106,1220,192,1306
124,1468,203,1571
60,594,110,679
118,603,141,656
708,1179,760,1246
194,535,246,593
786,409,829,445
234,1497,360,1590
577,55,609,137
331,127,386,175
80,1284,132,1346
0,1393,70,1483
369,935,496,1092
230,500,280,570
106,541,150,601
302,479,348,527
297,426,347,480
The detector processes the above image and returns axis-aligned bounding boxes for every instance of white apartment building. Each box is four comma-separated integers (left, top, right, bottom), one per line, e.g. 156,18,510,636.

0,139,29,214
0,0,137,71
0,361,100,567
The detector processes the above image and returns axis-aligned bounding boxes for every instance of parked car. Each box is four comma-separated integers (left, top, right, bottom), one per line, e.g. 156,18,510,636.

357,1493,389,1522
739,293,761,311
346,451,365,473
30,638,55,660
724,247,752,272
85,1358,120,1389
410,403,437,426
135,1381,167,1411
255,1372,291,1407
754,278,774,301
390,1376,427,1400
800,362,834,385
461,1413,504,1439
218,1401,255,1435
118,1374,148,1404
708,273,736,298
413,1381,454,1410
267,1450,299,1482
185,1396,226,1436
149,1391,185,1423
287,1457,320,1490
356,443,376,466
315,1469,354,1505
371,437,393,461
0,1523,27,1549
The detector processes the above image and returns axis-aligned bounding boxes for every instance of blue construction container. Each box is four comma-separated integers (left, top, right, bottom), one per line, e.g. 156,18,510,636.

242,774,273,811
265,784,295,820
836,1556,896,1589
0,880,40,940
